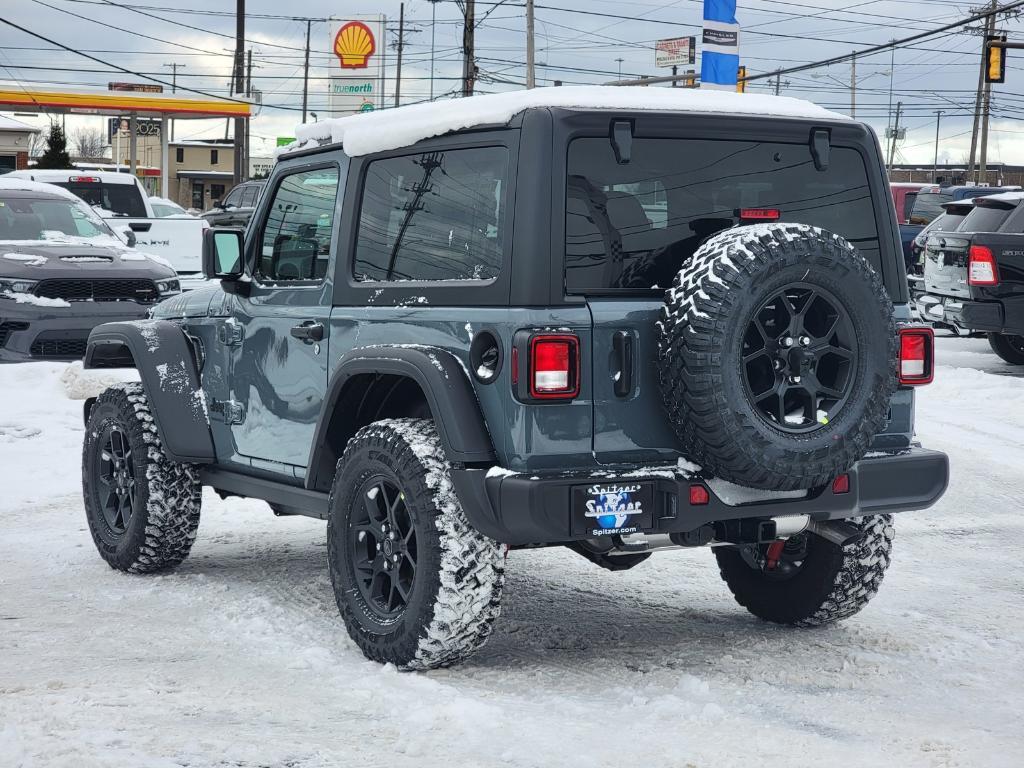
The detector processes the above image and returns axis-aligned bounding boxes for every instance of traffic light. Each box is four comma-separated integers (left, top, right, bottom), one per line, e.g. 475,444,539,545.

986,35,1007,84
737,66,746,93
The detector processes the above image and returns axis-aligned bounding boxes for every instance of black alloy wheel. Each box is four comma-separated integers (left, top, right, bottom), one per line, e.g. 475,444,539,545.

741,283,858,433
350,476,418,621
95,425,137,534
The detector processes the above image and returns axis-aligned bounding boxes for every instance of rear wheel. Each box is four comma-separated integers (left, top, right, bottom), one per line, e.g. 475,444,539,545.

327,418,505,670
715,515,894,626
988,333,1024,365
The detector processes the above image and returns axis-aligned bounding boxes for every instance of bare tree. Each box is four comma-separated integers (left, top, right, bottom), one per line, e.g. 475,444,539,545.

70,127,107,159
27,131,47,158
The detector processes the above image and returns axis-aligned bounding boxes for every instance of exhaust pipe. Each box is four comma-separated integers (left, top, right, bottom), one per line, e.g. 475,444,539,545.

807,520,866,548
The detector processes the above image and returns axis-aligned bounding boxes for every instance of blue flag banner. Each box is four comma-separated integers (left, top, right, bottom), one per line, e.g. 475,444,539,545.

700,0,740,90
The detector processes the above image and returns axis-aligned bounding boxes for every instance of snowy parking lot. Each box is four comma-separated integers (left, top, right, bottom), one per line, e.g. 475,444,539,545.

1,335,1022,767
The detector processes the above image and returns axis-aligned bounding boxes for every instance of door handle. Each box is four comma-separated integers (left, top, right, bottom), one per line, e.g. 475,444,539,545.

612,330,633,397
290,321,324,343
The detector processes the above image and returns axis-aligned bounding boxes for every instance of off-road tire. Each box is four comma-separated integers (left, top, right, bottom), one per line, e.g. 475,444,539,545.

658,223,898,490
82,383,202,573
328,418,505,670
988,333,1024,365
715,515,894,626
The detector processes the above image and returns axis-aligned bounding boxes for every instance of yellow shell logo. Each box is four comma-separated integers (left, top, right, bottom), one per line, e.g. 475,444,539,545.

334,21,376,69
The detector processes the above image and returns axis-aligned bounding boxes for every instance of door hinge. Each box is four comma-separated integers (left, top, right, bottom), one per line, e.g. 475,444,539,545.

218,320,244,346
210,398,245,425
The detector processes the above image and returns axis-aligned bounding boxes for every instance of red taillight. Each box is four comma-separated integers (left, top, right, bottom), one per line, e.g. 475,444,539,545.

898,326,934,385
689,485,710,505
739,207,781,221
832,474,850,494
69,176,99,183
968,245,999,286
528,334,579,399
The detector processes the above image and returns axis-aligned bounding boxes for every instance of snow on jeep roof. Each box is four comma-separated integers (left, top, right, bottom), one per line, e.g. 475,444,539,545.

283,85,850,158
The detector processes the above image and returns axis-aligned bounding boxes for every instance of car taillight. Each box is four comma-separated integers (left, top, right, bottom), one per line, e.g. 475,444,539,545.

739,208,781,221
688,485,710,505
529,335,579,399
898,326,934,385
968,245,999,286
832,474,850,494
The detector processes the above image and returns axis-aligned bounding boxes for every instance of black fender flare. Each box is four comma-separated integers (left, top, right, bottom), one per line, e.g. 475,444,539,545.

84,320,215,464
308,345,496,481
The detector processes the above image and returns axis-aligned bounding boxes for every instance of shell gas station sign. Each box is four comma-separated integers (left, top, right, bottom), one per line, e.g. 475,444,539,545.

328,16,385,116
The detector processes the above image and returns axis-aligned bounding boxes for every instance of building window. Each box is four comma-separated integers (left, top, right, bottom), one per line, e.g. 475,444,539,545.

175,147,184,163
211,149,219,165
210,184,225,202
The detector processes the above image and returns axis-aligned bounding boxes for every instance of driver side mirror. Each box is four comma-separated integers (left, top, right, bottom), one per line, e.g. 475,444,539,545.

119,226,137,248
203,228,245,281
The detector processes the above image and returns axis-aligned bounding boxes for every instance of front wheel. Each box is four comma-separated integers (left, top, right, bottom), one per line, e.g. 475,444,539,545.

327,418,505,670
715,515,894,626
988,333,1024,365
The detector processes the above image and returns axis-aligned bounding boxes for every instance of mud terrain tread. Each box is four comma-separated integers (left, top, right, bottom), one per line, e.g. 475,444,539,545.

657,223,898,490
83,383,201,573
328,418,505,670
716,515,895,626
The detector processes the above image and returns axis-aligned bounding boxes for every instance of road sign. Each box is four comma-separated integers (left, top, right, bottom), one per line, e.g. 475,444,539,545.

655,37,696,68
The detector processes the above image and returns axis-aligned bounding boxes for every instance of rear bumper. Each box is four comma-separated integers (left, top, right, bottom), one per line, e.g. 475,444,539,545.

917,293,1024,335
0,299,150,362
452,447,949,546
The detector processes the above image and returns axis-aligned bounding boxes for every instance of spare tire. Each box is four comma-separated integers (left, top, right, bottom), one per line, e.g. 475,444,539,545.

658,223,897,491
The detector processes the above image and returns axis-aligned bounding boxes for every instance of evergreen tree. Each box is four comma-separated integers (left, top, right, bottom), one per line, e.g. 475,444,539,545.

36,123,73,169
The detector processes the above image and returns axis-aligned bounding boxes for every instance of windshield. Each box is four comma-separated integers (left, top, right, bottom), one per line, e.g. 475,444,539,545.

151,202,184,217
923,211,968,235
0,195,117,242
56,181,147,217
565,137,882,292
909,192,952,225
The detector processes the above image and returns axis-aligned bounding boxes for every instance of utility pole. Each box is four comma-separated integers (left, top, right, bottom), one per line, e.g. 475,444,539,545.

162,62,184,141
934,110,944,181
395,3,405,107
526,0,536,88
969,0,997,182
462,0,475,97
429,0,440,100
232,0,246,187
616,58,624,80
979,1,998,184
850,50,856,118
301,19,311,123
774,73,781,95
885,42,896,164
887,101,903,170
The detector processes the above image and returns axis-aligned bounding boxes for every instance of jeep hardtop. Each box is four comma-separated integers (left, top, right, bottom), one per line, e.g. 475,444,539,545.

78,86,949,669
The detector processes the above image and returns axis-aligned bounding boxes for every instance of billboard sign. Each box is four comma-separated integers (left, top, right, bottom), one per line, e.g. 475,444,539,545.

108,116,162,141
108,82,163,93
655,37,696,68
327,15,385,116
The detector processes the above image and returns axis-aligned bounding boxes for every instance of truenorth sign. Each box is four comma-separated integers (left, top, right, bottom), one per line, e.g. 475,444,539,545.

328,16,386,116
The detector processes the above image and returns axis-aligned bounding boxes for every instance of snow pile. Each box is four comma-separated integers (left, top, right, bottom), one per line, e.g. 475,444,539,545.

1,291,70,308
3,252,48,267
59,361,140,400
283,85,850,157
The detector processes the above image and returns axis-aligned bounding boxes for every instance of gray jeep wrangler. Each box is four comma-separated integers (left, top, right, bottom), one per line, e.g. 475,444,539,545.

79,90,949,670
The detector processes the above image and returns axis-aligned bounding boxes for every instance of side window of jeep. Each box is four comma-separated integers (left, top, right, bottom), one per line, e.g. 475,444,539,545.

256,166,339,283
353,146,508,282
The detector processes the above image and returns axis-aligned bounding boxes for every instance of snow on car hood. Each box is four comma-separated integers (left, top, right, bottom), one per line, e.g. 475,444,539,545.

0,241,177,278
283,85,851,158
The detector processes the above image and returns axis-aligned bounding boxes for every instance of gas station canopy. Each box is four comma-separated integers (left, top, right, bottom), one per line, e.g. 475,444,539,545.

0,87,251,197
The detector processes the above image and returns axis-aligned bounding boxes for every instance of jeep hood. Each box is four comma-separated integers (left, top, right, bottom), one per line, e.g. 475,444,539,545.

0,242,177,280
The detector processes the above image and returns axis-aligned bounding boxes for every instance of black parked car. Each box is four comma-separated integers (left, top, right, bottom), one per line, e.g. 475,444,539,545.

0,179,180,362
201,180,266,228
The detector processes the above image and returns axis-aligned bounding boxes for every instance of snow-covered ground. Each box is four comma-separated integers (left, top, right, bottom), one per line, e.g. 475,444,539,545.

1,336,1022,767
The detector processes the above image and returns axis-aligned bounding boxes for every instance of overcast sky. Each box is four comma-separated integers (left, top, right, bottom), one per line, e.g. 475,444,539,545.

2,0,1024,165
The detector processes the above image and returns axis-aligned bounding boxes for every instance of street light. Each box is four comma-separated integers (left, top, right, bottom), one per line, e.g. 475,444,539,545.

616,58,624,79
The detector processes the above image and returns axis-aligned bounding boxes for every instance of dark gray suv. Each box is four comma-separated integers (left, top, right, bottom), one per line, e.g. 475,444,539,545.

0,180,180,362
78,89,949,670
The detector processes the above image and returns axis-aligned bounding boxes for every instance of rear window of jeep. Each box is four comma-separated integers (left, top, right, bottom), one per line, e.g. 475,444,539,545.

565,137,881,292
354,146,509,282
